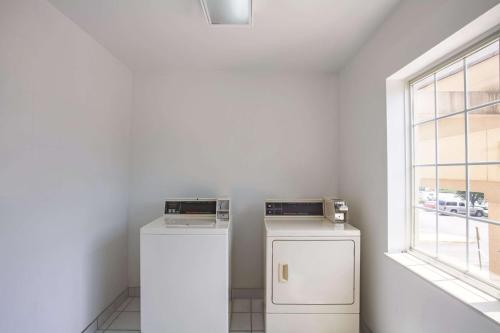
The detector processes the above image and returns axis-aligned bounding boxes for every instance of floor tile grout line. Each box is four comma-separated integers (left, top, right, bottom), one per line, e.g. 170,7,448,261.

250,298,253,331
119,310,141,312
103,297,134,330
102,313,119,331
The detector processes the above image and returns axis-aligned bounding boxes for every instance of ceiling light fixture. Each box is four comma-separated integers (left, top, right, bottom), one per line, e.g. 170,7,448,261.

200,0,252,26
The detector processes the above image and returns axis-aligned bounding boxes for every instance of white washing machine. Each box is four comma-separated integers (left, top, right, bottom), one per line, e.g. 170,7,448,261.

140,198,231,333
264,199,360,333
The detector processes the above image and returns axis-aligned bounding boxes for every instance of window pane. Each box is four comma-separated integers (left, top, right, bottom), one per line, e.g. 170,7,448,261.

437,60,464,116
468,104,500,162
469,164,500,223
437,113,465,164
438,214,467,269
414,121,435,164
415,166,436,208
469,220,500,289
467,41,500,108
438,166,466,214
413,75,435,123
414,208,436,256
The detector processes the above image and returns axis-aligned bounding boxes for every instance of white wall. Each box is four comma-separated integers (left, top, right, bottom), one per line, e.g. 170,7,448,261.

338,0,499,332
0,1,132,332
129,71,338,287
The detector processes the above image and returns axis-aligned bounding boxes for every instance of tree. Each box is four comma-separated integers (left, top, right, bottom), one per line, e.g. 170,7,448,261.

456,191,484,206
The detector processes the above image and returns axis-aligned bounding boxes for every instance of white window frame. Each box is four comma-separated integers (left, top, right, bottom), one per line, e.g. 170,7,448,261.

407,31,500,299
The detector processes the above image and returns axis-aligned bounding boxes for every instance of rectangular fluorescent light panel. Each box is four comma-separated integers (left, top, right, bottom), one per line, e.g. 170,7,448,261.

201,0,252,25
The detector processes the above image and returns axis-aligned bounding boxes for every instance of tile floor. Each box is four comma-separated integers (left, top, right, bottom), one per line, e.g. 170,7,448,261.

97,297,140,332
96,296,265,332
230,298,265,332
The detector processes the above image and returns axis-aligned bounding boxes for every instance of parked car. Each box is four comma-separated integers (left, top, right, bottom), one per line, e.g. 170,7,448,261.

438,199,487,217
438,199,459,214
423,200,436,209
478,203,489,218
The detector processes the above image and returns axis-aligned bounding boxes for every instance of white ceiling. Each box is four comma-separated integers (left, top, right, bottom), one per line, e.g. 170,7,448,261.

48,0,400,73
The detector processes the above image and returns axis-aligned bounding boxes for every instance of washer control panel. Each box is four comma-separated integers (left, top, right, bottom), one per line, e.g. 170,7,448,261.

165,200,216,215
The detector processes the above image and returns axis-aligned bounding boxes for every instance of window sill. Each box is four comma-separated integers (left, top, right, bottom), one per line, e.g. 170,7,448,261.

385,252,500,326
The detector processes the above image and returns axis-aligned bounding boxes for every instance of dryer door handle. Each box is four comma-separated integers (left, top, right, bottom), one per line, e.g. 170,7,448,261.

278,263,288,283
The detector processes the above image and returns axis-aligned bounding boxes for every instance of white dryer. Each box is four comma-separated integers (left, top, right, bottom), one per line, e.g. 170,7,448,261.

264,199,360,333
141,198,231,333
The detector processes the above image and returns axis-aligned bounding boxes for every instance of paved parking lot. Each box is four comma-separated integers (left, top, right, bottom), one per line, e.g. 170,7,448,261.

414,209,490,271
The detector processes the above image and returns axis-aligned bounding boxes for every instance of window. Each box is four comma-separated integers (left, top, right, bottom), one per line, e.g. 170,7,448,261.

410,36,500,291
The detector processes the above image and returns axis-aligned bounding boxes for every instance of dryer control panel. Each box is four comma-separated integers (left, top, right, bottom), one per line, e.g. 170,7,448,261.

265,201,324,216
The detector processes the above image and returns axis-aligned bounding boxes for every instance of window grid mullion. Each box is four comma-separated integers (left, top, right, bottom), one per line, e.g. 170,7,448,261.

434,73,439,257
414,161,500,167
414,206,500,226
464,57,470,271
414,109,465,126
411,84,416,249
465,98,500,113
413,99,500,127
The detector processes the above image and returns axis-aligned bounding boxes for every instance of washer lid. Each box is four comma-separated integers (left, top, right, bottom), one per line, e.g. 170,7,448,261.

141,216,229,235
265,218,360,237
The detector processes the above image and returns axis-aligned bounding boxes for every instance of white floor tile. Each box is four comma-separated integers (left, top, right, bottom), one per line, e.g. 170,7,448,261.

124,297,140,311
251,299,263,313
232,298,251,313
252,313,264,331
230,313,251,331
107,311,140,331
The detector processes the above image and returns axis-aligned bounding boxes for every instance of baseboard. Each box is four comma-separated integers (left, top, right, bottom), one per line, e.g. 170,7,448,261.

231,288,264,299
128,286,140,297
81,287,136,333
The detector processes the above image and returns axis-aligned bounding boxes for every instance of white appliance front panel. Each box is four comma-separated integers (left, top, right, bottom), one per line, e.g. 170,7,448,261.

141,233,229,333
265,235,360,314
266,313,359,333
272,240,355,305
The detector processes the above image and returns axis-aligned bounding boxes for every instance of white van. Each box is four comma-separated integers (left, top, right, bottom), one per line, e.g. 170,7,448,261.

438,198,487,217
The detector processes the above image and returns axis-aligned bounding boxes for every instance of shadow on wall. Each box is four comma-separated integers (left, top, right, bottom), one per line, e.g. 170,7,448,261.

229,188,267,289
84,225,128,321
